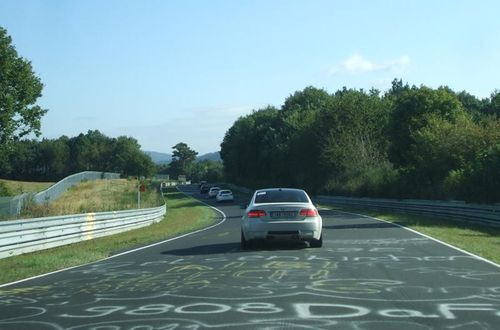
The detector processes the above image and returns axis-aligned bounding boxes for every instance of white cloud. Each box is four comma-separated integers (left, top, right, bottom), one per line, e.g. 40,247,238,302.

331,54,410,74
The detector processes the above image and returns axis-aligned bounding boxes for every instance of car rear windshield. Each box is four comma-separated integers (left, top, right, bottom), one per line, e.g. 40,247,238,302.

254,190,308,203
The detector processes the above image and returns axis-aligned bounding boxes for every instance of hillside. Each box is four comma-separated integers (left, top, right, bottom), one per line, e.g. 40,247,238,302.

144,151,172,164
198,152,221,162
144,151,221,164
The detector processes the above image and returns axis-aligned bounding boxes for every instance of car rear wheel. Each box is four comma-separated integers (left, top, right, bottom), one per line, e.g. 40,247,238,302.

241,231,250,250
309,234,323,248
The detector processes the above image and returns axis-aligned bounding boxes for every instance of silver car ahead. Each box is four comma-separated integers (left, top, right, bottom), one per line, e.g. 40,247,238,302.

241,188,323,249
216,189,234,202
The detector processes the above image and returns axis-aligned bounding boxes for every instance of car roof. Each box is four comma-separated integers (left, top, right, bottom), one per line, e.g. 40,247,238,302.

255,187,306,193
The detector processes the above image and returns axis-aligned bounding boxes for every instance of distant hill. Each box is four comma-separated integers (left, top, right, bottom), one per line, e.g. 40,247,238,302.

144,151,172,165
144,151,221,164
198,152,221,162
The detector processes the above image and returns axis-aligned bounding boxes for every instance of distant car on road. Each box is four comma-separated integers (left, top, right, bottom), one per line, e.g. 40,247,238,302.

216,189,234,202
241,188,322,249
208,186,221,198
200,184,210,194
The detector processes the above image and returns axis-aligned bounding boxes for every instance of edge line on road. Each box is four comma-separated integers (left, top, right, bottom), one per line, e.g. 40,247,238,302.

0,188,228,288
332,209,500,269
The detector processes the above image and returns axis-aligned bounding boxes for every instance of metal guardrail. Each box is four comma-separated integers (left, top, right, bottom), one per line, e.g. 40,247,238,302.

0,171,120,216
0,204,166,259
316,196,500,227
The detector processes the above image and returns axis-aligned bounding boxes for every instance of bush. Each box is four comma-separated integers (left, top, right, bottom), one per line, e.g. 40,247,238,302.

0,181,13,196
458,145,500,203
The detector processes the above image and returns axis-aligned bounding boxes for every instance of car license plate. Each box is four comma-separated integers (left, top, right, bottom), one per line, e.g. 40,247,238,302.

270,211,296,219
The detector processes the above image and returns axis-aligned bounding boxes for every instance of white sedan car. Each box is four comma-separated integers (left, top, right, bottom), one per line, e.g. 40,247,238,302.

208,186,221,198
216,189,234,202
241,188,322,249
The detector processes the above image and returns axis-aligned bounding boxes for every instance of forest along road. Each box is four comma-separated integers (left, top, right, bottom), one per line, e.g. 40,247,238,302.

0,185,499,330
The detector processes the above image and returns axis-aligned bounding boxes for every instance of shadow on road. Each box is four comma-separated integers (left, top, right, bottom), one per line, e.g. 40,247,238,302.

161,240,310,256
224,215,242,220
162,243,240,256
251,240,309,251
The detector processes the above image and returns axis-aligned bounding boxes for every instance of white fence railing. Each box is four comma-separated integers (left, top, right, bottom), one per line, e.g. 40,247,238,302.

316,196,500,227
0,204,166,259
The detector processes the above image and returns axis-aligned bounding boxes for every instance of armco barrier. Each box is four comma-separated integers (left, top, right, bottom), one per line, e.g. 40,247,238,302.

316,196,500,227
0,204,166,259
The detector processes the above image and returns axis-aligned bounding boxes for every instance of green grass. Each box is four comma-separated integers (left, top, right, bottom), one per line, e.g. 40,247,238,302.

325,205,500,265
0,178,54,196
14,179,164,219
0,188,219,285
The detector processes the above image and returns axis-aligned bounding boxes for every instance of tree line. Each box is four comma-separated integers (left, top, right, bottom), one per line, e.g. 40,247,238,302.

220,81,500,203
0,132,224,186
0,130,156,181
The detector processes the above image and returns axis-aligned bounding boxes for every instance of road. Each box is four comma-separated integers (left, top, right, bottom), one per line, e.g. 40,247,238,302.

0,185,499,329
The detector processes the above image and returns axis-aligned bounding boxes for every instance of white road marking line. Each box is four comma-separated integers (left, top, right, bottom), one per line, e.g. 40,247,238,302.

331,209,500,269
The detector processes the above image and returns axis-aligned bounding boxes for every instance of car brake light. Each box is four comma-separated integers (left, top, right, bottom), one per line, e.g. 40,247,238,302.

247,210,266,218
299,208,318,217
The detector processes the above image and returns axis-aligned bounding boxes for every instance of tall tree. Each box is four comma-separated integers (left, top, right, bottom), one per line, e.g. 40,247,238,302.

0,27,47,153
388,86,464,167
111,136,155,177
169,142,198,177
316,88,392,195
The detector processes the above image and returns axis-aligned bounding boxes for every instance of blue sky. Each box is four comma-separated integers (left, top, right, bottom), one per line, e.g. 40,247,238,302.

1,0,499,154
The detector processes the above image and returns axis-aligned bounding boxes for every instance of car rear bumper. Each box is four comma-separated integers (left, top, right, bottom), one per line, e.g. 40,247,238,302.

217,196,234,202
242,219,322,241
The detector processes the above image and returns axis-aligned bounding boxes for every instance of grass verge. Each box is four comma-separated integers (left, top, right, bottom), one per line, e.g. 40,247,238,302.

17,179,164,219
0,179,54,196
0,188,219,285
324,205,500,265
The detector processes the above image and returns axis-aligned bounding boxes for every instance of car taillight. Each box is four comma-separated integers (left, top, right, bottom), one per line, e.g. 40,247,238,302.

247,210,266,218
299,208,318,217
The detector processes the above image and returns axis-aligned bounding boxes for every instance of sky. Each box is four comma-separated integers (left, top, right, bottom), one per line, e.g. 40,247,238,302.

0,0,499,155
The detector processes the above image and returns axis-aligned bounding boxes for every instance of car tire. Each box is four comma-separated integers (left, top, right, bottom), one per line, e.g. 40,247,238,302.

309,234,323,248
241,231,250,250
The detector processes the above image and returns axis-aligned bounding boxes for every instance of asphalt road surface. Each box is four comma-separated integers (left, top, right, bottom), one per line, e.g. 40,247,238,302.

1,185,499,329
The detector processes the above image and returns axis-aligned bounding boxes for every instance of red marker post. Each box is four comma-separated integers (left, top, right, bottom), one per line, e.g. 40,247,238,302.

138,183,146,208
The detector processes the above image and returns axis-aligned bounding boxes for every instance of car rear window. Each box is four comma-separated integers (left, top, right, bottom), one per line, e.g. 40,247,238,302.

254,190,308,203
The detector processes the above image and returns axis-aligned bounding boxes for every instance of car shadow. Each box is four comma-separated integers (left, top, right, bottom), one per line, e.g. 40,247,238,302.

248,240,310,251
161,240,310,256
224,215,242,220
162,242,240,256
